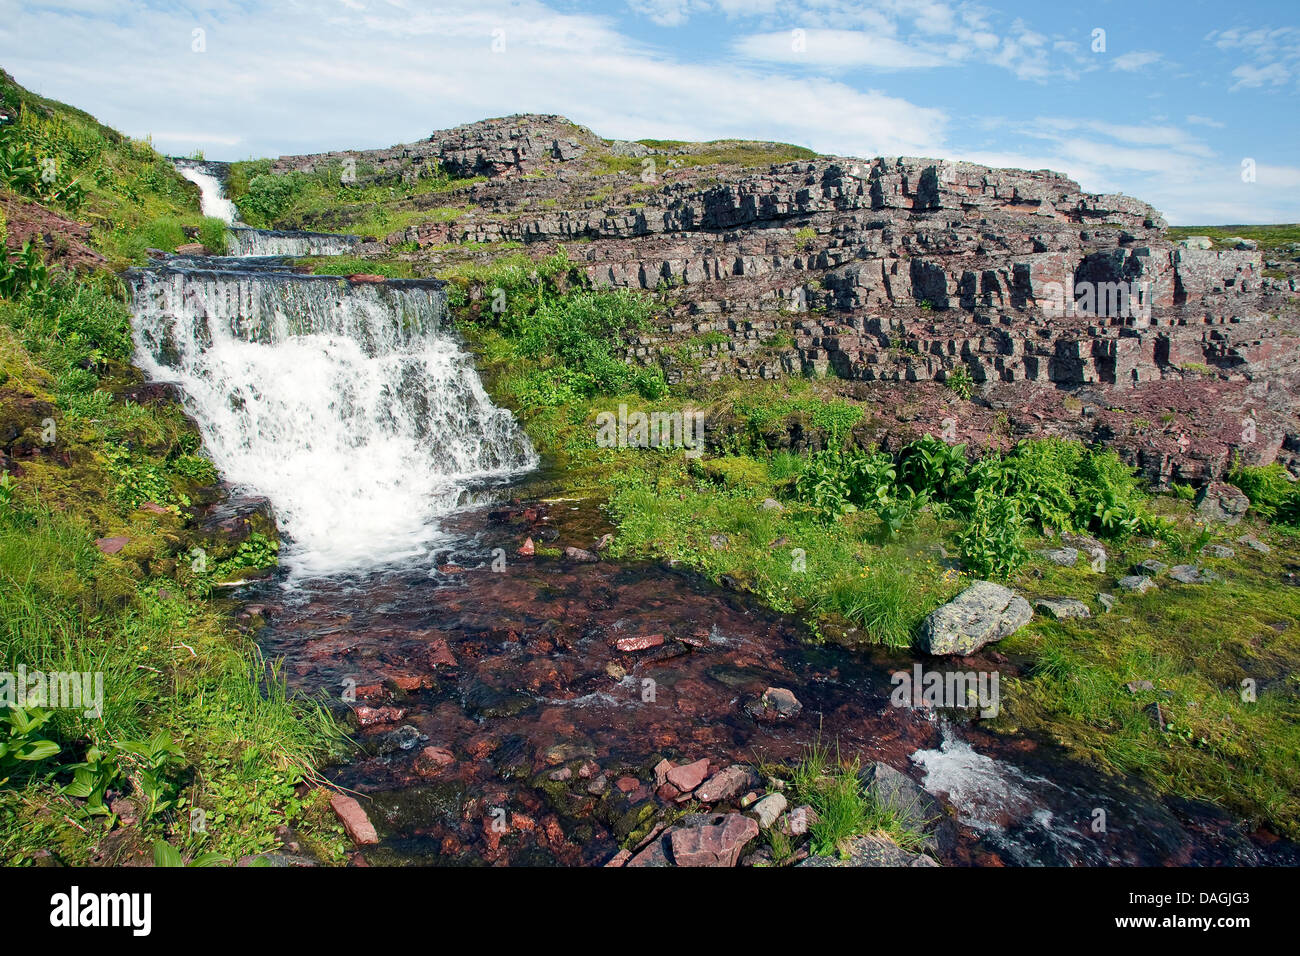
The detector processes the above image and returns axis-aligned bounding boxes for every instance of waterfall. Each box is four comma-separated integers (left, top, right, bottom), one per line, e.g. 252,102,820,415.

128,164,537,575
228,227,361,258
127,263,538,575
174,160,240,225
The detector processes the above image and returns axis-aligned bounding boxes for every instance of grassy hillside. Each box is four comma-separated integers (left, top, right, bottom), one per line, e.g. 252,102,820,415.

0,70,346,866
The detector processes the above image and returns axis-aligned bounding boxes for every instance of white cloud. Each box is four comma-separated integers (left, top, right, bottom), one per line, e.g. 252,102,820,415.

1111,51,1162,72
732,29,954,70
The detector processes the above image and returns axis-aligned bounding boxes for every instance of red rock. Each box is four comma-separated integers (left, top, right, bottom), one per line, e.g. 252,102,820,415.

653,758,674,787
615,776,640,793
427,639,458,668
329,793,379,845
666,758,710,792
174,242,205,255
95,536,130,555
352,705,405,727
604,848,632,867
696,764,760,803
669,814,758,867
389,674,422,691
517,537,535,556
347,273,387,284
625,834,673,867
615,633,665,652
656,782,682,801
414,746,455,777
438,564,464,574
138,502,169,515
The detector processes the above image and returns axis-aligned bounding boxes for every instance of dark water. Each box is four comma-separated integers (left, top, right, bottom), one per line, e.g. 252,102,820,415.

243,498,1297,867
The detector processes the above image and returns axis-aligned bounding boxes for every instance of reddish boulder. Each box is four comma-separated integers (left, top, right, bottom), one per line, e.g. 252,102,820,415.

669,814,759,867
666,758,710,792
414,746,455,777
329,793,379,845
95,536,130,555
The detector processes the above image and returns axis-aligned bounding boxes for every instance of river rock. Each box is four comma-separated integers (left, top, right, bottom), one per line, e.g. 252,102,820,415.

696,764,761,803
414,746,455,776
329,793,379,845
744,686,802,721
669,813,758,867
915,581,1032,656
798,834,938,867
1195,482,1250,525
1034,597,1092,620
564,546,599,562
749,792,787,829
666,758,710,792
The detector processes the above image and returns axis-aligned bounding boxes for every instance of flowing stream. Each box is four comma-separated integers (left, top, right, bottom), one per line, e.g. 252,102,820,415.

121,164,1296,866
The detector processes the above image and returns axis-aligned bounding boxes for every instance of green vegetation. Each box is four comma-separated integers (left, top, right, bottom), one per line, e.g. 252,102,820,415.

227,157,481,236
597,139,818,175
765,740,932,861
0,70,208,267
448,248,667,408
0,72,347,865
1228,461,1300,524
1166,223,1300,254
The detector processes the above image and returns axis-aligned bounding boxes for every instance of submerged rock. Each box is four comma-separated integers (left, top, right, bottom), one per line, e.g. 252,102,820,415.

669,813,758,867
329,793,378,845
915,581,1032,656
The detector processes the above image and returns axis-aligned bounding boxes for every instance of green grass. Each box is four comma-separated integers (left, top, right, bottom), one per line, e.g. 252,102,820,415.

1166,224,1300,254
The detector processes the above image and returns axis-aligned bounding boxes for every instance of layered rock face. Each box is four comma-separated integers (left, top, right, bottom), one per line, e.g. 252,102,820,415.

270,115,1300,484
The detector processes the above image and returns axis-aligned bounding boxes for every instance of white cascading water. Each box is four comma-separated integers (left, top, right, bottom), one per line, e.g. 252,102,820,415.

174,160,240,225
127,165,537,576
228,227,360,257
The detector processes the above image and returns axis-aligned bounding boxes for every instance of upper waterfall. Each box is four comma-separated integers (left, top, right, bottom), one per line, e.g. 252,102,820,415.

174,159,240,224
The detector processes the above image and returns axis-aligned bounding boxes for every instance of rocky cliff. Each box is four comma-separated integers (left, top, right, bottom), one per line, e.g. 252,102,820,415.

268,115,1300,486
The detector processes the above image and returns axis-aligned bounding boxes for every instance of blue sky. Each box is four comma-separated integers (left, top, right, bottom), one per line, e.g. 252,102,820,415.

1,0,1297,223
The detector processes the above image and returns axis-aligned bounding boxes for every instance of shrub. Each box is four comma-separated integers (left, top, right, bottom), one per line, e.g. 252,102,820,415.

1228,463,1300,524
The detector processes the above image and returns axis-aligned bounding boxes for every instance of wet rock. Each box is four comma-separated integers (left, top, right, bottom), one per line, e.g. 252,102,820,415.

564,546,599,562
615,633,665,652
915,581,1033,656
1170,565,1221,584
517,537,535,556
426,639,458,668
1118,575,1157,593
586,773,608,796
749,792,787,829
351,705,405,727
744,686,803,721
1034,597,1091,620
414,746,455,777
696,764,761,803
329,793,379,845
347,273,387,284
859,762,944,836
798,834,937,867
669,813,759,867
594,533,614,551
666,758,710,793
1195,482,1250,525
1037,547,1079,567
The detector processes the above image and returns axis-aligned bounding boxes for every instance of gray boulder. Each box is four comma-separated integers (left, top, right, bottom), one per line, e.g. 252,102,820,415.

1034,597,1091,620
1195,482,1250,525
915,581,1033,656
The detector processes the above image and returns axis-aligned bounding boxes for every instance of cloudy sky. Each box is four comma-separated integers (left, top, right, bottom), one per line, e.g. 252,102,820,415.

1,0,1297,224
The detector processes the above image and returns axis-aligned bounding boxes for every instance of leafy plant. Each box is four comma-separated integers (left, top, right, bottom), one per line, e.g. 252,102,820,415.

0,708,61,787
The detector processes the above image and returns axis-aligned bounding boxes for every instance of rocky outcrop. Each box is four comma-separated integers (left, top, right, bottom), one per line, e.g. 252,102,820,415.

266,114,1300,483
